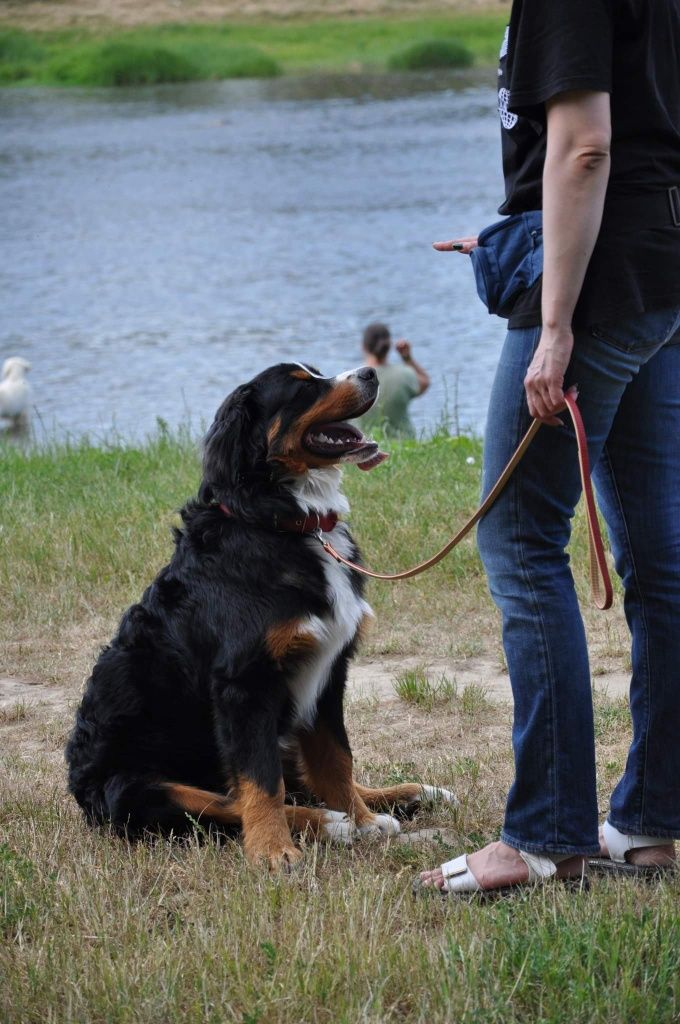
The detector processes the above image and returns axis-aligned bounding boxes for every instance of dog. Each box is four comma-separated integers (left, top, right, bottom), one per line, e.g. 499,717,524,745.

0,356,32,428
65,363,455,871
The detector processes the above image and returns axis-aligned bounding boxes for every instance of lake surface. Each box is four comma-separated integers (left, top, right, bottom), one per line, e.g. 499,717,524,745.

0,70,507,443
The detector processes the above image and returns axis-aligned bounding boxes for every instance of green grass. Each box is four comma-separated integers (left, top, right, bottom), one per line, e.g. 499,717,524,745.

394,665,457,708
0,427,614,680
0,12,507,86
0,429,493,680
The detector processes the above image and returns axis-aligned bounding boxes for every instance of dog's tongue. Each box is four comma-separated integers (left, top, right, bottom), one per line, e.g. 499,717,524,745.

357,450,389,472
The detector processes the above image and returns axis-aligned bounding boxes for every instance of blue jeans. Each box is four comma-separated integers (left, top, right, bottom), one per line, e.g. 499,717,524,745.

477,306,680,855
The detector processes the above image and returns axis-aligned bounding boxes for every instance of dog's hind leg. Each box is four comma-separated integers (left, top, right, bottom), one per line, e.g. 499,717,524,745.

354,783,425,810
162,783,242,827
165,784,354,846
354,783,457,815
100,775,242,835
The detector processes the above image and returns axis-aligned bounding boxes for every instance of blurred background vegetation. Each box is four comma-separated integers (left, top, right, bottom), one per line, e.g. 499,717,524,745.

0,13,507,87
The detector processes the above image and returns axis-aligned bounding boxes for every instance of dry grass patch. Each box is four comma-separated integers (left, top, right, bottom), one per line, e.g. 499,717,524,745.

2,683,679,1023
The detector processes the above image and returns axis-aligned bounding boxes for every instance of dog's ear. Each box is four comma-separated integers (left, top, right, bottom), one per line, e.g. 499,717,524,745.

201,384,264,501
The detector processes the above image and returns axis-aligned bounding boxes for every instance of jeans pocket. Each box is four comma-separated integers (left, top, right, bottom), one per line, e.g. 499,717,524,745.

591,307,680,353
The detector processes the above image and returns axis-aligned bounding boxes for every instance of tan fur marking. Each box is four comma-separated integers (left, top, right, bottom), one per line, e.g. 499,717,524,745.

164,783,241,824
266,620,318,663
290,369,312,380
238,777,301,870
355,612,373,646
269,379,364,472
284,804,333,837
355,782,423,810
297,726,374,827
267,415,282,447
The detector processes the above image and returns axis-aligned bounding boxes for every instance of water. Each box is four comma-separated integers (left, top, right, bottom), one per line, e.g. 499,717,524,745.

0,70,507,443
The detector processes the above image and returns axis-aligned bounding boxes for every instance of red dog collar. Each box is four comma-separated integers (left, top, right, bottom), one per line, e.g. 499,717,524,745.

218,503,339,535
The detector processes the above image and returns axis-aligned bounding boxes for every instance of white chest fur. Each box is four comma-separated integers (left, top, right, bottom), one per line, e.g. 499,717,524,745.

287,526,371,726
284,470,371,726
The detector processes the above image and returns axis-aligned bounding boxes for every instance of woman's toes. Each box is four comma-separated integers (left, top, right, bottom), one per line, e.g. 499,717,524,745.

419,868,445,889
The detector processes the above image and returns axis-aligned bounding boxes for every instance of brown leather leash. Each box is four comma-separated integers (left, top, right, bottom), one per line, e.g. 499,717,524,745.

319,390,613,610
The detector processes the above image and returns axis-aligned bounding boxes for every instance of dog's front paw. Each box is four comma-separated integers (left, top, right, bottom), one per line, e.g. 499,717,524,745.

320,810,357,845
246,839,303,873
358,813,401,837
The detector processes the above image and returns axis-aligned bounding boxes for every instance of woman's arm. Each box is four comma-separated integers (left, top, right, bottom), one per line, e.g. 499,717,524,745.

396,340,430,394
524,89,612,423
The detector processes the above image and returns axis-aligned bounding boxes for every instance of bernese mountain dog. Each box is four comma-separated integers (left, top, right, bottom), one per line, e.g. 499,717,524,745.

65,363,455,871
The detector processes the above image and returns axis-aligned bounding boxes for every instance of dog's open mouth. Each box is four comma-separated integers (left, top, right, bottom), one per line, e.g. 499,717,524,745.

303,420,388,471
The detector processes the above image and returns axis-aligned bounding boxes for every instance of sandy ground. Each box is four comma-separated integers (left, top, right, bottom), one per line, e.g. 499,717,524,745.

0,651,630,722
0,0,510,30
348,653,630,703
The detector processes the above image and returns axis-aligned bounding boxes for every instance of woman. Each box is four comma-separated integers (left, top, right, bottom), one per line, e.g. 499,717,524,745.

420,0,680,895
357,322,430,438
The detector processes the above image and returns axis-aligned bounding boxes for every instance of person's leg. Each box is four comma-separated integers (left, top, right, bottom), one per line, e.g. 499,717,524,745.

421,310,679,890
592,332,680,854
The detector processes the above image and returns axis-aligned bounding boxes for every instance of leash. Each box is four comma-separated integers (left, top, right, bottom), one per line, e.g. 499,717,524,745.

319,391,613,610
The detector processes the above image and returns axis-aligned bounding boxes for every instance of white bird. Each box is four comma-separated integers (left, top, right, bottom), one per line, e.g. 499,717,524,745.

0,356,32,428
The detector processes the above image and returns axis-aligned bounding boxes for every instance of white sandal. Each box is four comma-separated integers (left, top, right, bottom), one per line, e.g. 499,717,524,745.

588,821,676,876
414,849,588,898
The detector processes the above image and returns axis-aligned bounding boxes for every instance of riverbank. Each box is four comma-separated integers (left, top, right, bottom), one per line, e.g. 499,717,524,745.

2,432,678,1024
0,1,510,31
0,11,508,86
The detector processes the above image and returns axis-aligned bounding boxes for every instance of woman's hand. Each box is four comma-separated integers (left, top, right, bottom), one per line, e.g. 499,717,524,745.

433,237,478,254
524,325,574,424
395,339,412,361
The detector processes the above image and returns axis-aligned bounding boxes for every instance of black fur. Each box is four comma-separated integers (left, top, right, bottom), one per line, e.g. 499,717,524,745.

65,364,374,837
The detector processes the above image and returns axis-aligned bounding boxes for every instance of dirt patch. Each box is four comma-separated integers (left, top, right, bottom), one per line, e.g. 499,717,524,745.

348,654,631,704
0,676,74,764
0,0,509,30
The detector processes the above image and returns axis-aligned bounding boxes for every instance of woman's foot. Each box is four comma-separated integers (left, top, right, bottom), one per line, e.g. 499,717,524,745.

593,825,675,868
418,840,585,892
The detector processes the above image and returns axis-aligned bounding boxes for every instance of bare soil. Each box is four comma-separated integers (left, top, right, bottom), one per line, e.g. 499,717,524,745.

0,0,510,30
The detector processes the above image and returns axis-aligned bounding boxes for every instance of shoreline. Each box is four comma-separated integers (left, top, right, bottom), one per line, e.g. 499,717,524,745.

0,10,507,87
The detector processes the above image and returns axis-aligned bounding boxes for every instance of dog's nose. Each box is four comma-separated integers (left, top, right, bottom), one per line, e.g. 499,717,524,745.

356,366,377,382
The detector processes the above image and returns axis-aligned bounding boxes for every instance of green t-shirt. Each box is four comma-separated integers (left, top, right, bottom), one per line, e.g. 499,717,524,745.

358,363,420,439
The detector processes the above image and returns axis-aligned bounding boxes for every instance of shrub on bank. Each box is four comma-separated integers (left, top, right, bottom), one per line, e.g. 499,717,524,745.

0,28,44,81
388,39,474,72
40,40,280,86
46,43,199,86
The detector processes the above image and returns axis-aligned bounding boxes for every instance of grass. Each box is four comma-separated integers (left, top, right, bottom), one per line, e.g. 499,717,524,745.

0,427,620,682
0,12,508,86
3,429,674,1022
393,665,457,709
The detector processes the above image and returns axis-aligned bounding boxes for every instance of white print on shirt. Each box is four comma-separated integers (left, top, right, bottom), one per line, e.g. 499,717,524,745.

498,87,519,130
500,25,510,59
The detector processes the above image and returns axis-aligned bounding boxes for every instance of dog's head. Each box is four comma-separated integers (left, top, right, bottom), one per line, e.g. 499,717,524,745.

2,357,31,381
200,363,387,514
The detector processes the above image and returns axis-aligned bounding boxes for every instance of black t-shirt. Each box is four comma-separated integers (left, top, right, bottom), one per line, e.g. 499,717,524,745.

496,0,680,328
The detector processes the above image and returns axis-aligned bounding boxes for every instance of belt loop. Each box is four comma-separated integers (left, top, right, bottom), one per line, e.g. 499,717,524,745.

669,186,680,227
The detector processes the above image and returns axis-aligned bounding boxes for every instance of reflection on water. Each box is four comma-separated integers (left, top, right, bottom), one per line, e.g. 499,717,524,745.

0,69,506,443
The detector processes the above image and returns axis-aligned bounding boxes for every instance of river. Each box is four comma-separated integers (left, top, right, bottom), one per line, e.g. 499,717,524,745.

0,70,507,442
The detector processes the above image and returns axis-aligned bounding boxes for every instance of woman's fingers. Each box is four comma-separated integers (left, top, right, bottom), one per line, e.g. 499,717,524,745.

524,328,575,425
433,237,478,254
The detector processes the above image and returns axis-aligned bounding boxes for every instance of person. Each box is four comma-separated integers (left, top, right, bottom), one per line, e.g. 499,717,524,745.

419,0,680,896
356,322,429,438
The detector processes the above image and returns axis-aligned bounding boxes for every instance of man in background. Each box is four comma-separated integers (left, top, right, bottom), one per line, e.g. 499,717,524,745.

357,322,430,438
